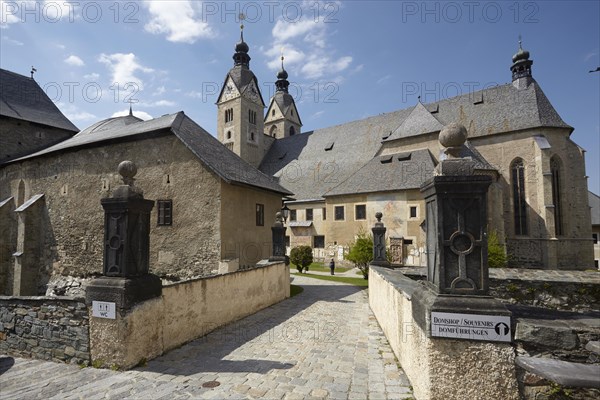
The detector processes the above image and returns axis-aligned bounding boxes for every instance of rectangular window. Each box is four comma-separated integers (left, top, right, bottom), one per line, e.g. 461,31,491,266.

355,204,366,220
306,208,313,221
322,207,326,221
285,235,290,247
256,204,264,226
290,209,297,222
334,206,345,221
314,235,325,249
410,206,417,218
593,233,599,245
157,200,173,226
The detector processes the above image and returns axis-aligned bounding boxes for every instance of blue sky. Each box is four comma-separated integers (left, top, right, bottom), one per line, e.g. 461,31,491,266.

1,1,599,193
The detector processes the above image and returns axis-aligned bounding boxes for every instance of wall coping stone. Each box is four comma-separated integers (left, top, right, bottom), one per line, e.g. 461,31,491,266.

0,295,85,302
163,260,285,288
516,356,600,388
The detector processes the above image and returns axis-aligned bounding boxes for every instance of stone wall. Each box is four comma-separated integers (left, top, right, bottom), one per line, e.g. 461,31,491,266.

369,267,519,400
0,296,89,364
0,134,222,291
88,261,289,370
0,117,75,163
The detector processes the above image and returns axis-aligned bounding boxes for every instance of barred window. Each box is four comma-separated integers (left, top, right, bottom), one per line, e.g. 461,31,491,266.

256,204,264,226
157,200,172,226
511,159,528,235
306,208,313,221
314,235,325,248
355,204,366,220
334,206,345,221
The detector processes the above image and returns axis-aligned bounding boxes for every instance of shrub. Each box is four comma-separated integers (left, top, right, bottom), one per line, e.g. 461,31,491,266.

346,232,373,280
488,230,507,268
290,246,313,273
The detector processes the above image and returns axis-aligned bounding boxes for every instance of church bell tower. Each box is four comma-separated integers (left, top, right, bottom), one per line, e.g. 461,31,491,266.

216,21,266,168
264,55,302,139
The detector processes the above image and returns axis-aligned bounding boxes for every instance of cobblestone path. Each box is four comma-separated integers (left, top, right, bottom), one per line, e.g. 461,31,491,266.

0,275,413,399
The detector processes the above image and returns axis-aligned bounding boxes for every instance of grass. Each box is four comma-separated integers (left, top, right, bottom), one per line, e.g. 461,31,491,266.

289,262,352,274
290,284,304,297
291,272,368,287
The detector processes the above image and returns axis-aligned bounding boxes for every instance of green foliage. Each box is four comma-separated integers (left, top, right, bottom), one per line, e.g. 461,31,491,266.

289,246,313,273
487,230,508,268
346,231,373,280
291,272,368,287
91,359,104,369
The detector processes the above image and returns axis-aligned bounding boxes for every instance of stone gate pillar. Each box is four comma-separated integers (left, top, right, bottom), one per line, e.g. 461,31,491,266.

371,212,391,268
269,212,286,262
85,161,163,369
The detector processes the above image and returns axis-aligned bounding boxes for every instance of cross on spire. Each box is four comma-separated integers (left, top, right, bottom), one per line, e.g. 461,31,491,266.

30,66,37,79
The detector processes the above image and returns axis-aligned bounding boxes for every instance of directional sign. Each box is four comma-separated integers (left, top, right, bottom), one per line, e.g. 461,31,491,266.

92,301,116,319
431,311,511,342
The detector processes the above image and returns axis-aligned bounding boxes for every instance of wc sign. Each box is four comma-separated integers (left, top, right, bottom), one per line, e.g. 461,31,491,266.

92,301,116,319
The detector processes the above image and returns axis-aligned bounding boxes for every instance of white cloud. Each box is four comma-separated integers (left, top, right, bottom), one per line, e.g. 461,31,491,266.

98,53,153,90
301,55,352,79
153,86,166,96
2,35,23,45
143,0,213,43
186,91,203,98
265,45,305,70
84,72,100,80
112,109,153,121
56,103,97,123
272,19,321,42
311,111,325,119
64,55,84,67
376,74,391,85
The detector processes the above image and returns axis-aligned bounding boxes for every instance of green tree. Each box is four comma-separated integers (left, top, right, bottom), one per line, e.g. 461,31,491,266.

290,246,313,273
488,230,508,268
346,232,373,279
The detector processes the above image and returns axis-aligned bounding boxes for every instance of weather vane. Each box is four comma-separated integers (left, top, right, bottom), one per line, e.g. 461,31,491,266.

239,13,245,30
518,34,522,49
30,66,37,79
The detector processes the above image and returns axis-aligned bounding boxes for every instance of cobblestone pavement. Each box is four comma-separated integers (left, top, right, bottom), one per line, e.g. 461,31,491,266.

0,275,414,399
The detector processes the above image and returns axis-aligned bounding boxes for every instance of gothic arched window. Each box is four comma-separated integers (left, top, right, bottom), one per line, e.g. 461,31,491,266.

289,126,295,136
270,125,278,138
551,156,563,236
511,158,528,235
226,131,231,140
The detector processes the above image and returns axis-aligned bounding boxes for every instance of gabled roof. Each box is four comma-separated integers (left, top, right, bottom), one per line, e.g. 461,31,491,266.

262,79,570,201
0,68,79,132
384,80,571,142
589,191,600,226
323,149,438,197
217,65,265,107
391,102,443,139
266,92,302,126
260,108,411,200
4,112,291,196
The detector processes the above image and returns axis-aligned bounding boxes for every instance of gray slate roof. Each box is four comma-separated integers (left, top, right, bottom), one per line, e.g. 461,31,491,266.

589,191,600,226
262,79,569,201
0,69,79,132
324,149,437,197
5,112,290,195
218,65,266,107
259,109,411,200
385,80,571,142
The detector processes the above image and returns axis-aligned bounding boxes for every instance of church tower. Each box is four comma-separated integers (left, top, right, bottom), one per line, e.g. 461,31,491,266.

217,23,266,168
510,36,534,89
264,55,302,139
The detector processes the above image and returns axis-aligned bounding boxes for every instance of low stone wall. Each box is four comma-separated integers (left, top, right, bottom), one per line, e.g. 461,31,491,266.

369,267,519,400
89,261,290,369
0,296,89,364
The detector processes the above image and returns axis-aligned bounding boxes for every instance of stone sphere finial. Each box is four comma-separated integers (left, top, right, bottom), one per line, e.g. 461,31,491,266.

439,123,467,148
375,212,383,222
118,160,137,186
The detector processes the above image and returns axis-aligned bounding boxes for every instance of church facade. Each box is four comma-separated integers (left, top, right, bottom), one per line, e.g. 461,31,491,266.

218,32,594,270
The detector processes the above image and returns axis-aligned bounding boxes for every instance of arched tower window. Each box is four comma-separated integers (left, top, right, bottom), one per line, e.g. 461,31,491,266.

17,179,25,207
289,126,295,136
551,156,563,236
226,131,232,140
269,125,278,138
250,131,255,141
272,109,275,117
511,158,528,235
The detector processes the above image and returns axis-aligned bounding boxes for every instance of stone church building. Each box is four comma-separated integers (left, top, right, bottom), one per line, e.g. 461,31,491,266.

0,31,595,296
218,32,593,270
